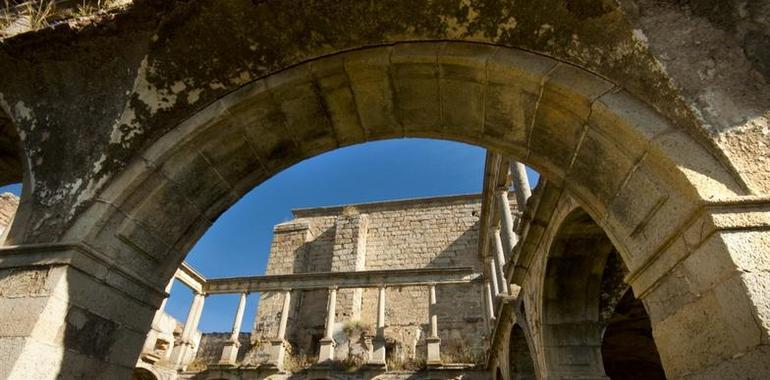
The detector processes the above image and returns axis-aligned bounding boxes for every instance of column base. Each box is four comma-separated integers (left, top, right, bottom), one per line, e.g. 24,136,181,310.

217,340,241,367
170,342,196,370
426,337,441,366
366,336,387,369
265,339,287,370
318,337,336,364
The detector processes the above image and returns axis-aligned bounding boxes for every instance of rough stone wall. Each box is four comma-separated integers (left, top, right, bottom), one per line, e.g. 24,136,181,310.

623,0,770,192
0,0,746,246
250,195,487,364
363,201,481,271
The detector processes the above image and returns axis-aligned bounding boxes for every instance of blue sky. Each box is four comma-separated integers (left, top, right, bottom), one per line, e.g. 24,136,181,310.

0,138,539,332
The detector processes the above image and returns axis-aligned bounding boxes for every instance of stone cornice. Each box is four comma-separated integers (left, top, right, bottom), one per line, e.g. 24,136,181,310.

204,266,481,294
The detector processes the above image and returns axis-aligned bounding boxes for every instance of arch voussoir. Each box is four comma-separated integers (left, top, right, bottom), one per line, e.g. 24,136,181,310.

308,55,367,147
391,42,444,135
343,46,402,140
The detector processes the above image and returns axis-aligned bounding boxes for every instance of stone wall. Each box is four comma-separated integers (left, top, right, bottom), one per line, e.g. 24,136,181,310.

250,195,488,364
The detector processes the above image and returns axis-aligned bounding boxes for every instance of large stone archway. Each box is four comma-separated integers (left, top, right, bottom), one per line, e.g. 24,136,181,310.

0,37,767,379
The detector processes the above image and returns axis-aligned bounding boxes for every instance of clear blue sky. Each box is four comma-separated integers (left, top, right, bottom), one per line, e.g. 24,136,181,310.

0,138,539,332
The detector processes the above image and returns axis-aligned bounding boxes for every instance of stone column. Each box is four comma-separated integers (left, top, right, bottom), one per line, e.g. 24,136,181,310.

219,292,247,366
369,286,387,367
510,161,531,209
319,287,337,363
486,257,499,296
157,277,175,316
426,284,441,366
172,292,205,368
331,213,368,321
268,290,291,369
480,282,492,337
484,281,496,325
492,228,509,294
0,260,162,379
150,277,175,333
496,188,517,256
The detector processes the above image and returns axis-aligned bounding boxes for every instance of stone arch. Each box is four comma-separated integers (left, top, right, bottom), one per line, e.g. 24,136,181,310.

540,207,615,378
38,41,756,378
64,41,742,287
509,323,536,380
130,367,158,380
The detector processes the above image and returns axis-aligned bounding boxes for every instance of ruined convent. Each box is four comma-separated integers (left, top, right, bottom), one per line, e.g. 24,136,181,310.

0,0,769,379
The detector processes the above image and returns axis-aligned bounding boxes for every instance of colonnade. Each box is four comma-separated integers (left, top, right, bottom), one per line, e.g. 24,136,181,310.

154,266,481,371
483,161,531,325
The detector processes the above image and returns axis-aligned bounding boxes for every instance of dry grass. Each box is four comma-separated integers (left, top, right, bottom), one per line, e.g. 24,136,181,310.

69,0,118,18
283,353,316,373
386,356,426,371
185,357,208,372
442,339,485,366
1,0,127,38
1,0,56,33
342,320,374,337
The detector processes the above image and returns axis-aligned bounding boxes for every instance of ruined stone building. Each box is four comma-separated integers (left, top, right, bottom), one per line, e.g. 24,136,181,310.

1,1,770,380
133,195,496,379
249,197,489,363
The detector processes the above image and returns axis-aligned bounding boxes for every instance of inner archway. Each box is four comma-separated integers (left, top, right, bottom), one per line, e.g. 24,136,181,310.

130,367,158,380
509,324,535,380
540,204,668,380
541,208,614,378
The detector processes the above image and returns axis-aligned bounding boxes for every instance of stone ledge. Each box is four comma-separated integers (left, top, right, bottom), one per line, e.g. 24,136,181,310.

0,241,166,307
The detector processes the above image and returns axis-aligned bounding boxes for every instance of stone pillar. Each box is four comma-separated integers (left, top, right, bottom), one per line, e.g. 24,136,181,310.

267,290,291,369
150,277,175,333
510,161,531,209
496,188,517,256
369,286,386,367
486,257,499,296
426,284,441,366
0,258,161,379
172,292,205,368
630,219,770,379
319,287,337,363
480,282,491,337
484,280,496,325
157,277,175,316
219,292,247,366
331,213,368,321
492,228,509,294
